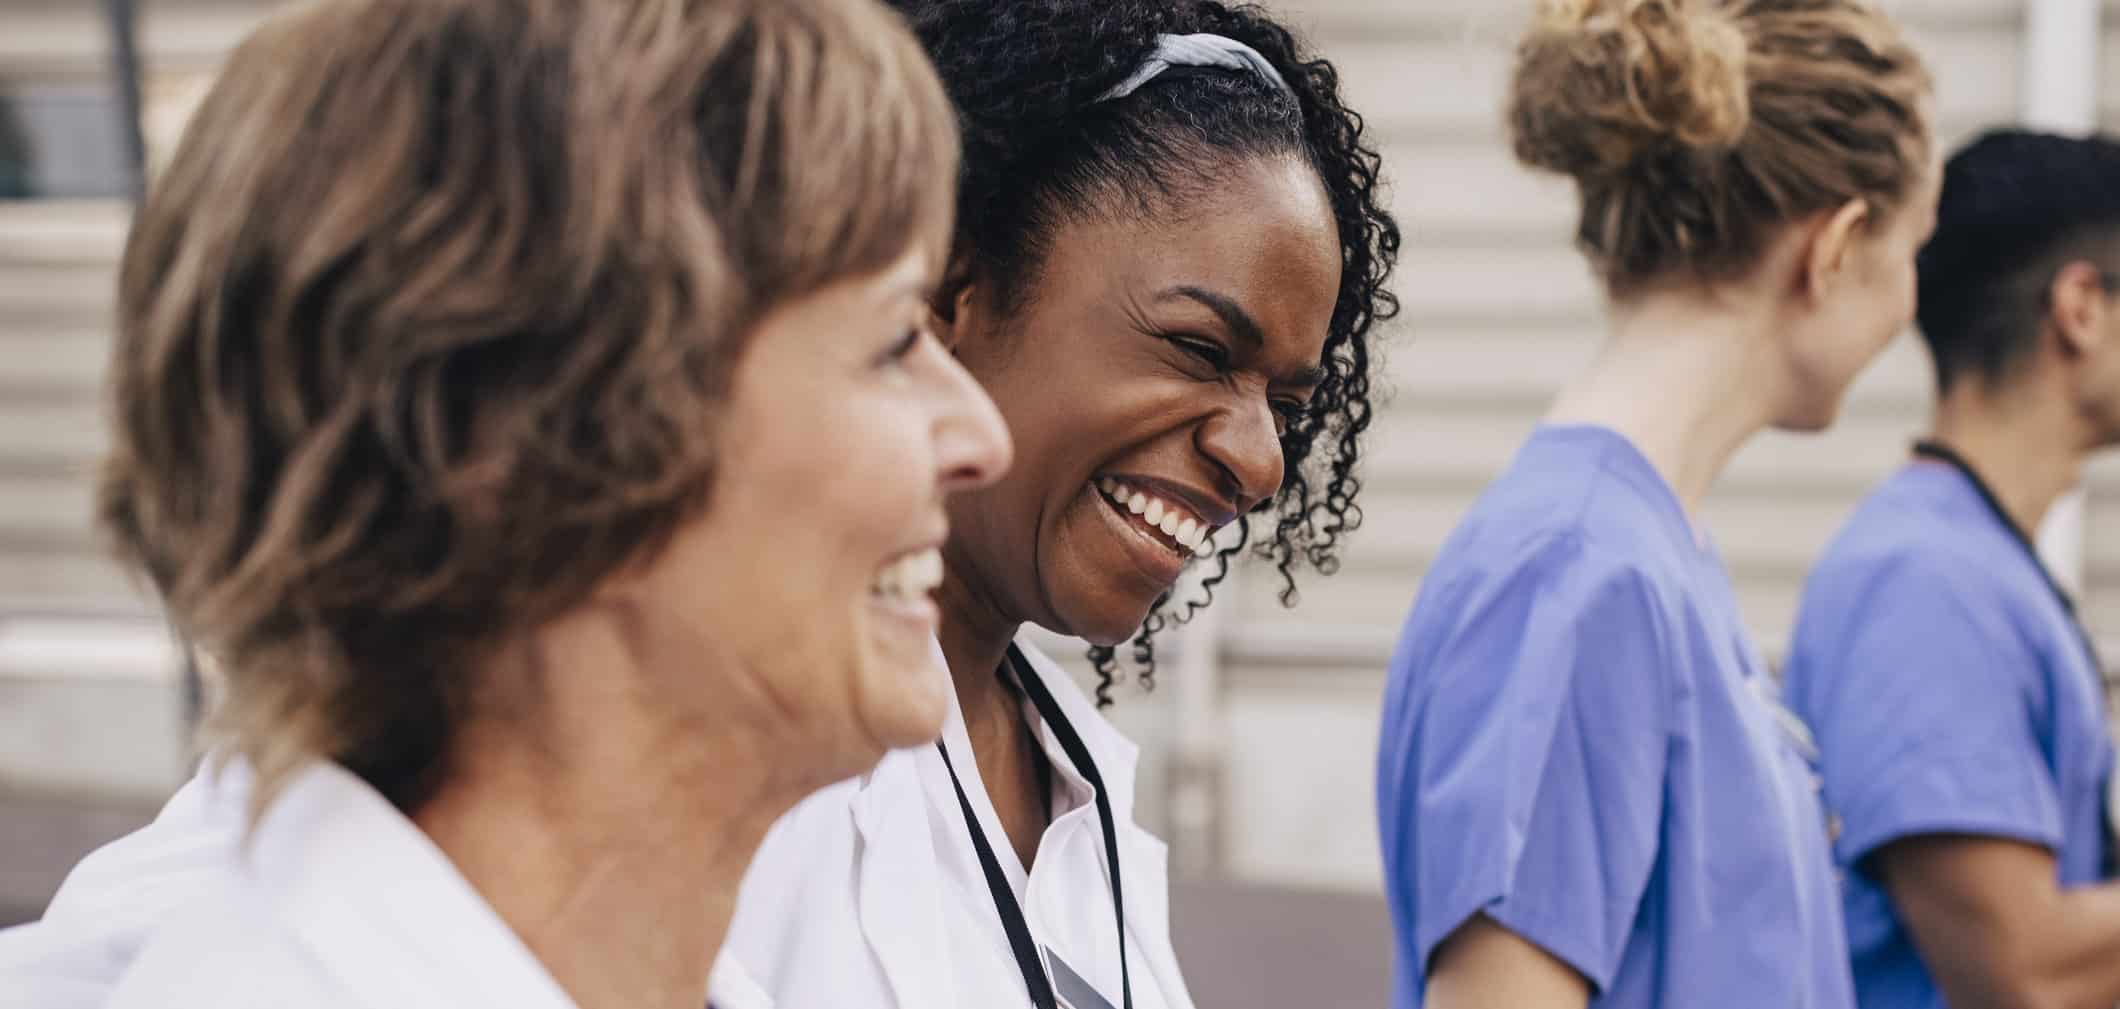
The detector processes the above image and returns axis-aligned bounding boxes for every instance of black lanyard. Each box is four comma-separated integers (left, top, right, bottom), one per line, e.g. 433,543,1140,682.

935,644,1133,1009
1913,439,2118,874
1911,439,2105,692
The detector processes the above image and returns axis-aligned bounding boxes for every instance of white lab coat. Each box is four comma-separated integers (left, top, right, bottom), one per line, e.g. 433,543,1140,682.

84,761,768,1009
0,634,1194,1009
727,634,1195,1009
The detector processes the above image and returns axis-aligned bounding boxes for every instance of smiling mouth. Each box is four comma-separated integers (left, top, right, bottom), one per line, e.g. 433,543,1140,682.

871,547,943,603
1095,478,1218,559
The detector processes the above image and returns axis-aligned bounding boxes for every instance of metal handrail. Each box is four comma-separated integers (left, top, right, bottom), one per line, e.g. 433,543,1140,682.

100,0,147,204
95,0,203,726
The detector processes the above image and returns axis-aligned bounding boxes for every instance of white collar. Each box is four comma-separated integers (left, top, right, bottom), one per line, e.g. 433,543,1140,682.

1002,634,1142,818
851,632,1141,811
245,761,765,1009
839,631,1159,1009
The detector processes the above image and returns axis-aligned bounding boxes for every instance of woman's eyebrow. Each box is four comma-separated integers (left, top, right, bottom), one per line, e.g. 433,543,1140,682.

1155,284,1264,350
1156,284,1325,387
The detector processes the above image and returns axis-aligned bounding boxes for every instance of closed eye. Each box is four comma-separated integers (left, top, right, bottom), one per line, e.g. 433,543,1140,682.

888,327,920,359
1165,333,1230,370
876,324,923,368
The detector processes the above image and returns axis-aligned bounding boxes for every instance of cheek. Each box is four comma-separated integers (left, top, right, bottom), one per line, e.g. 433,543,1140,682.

804,402,938,566
972,352,1094,467
707,409,938,731
705,401,927,635
955,355,1129,538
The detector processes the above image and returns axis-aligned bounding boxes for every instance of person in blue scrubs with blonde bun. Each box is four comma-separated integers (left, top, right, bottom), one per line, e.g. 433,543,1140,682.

1374,1,1937,1007
1786,129,2120,1009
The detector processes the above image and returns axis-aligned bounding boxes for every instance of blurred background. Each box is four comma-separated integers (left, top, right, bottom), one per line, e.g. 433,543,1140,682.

0,0,2109,1005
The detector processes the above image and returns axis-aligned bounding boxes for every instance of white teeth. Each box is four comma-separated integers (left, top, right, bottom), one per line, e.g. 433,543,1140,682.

1101,478,1223,559
873,547,943,601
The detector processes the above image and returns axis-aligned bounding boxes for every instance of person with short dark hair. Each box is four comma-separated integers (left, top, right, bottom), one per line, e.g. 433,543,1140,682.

1786,128,2120,1009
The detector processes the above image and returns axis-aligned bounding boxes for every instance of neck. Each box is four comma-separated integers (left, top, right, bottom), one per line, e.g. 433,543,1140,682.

1545,294,1784,514
933,557,1024,741
414,623,814,1009
932,551,1051,869
1929,378,2089,540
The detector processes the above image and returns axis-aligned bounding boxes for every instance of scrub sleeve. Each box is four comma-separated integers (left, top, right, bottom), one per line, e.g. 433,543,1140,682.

1383,533,1670,994
1814,556,2065,870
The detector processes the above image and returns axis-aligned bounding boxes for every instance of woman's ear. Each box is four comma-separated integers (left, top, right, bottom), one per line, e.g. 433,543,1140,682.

931,256,977,353
1802,197,1871,304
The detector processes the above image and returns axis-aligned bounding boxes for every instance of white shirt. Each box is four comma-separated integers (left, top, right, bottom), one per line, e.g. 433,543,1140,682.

728,635,1195,1009
0,634,1193,1009
82,761,768,1009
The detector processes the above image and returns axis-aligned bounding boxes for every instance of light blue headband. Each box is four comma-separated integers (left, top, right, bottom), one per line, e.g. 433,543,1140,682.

1094,32,1292,103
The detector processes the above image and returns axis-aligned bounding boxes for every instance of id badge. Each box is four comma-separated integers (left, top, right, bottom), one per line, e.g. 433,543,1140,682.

1042,945,1119,1009
1748,675,1842,845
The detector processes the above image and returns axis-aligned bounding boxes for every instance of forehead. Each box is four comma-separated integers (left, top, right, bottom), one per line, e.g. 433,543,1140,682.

1044,155,1343,347
744,248,929,369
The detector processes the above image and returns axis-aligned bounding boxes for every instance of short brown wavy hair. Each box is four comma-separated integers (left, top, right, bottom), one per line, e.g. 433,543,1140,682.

1509,0,1931,294
100,0,958,812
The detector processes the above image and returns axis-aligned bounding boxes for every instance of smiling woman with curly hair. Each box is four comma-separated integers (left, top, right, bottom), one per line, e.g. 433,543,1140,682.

908,0,1399,705
715,2,1399,1008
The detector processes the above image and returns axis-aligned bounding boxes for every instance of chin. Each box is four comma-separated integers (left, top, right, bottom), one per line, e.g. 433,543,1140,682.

857,655,954,751
1773,413,1834,434
1050,591,1158,650
1773,392,1845,433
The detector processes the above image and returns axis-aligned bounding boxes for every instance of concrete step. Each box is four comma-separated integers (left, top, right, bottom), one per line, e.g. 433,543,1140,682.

1317,21,2014,146
0,397,104,469
1377,323,1935,415
0,262,117,329
1361,402,1928,495
0,1,284,79
0,200,129,265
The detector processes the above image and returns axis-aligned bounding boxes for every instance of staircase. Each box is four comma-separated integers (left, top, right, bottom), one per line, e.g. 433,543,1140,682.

0,0,272,925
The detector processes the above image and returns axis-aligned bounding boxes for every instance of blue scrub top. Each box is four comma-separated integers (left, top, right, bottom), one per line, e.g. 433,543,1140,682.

1784,462,2114,1009
1376,424,1854,1009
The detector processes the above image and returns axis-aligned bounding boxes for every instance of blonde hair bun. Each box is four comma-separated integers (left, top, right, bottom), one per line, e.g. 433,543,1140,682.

1508,0,1749,182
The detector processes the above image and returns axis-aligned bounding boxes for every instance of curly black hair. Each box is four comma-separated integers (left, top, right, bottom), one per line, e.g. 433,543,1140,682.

888,0,1401,704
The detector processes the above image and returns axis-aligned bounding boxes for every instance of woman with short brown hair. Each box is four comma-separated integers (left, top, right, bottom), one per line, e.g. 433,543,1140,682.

29,0,1009,1006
